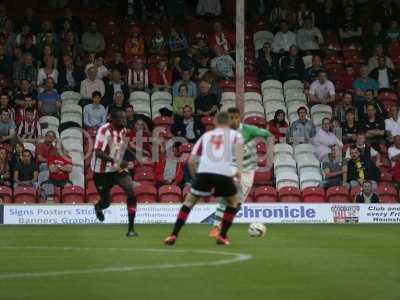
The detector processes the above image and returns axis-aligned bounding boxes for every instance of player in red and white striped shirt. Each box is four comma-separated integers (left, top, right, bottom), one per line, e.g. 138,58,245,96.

92,108,139,237
164,112,244,246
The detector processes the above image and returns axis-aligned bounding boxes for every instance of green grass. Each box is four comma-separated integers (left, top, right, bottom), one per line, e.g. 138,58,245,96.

0,224,399,300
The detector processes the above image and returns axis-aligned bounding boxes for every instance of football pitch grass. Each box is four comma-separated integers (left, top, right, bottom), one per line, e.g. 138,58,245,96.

0,224,399,300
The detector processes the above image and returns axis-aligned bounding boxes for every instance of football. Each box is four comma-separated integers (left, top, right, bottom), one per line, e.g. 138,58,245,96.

248,222,267,237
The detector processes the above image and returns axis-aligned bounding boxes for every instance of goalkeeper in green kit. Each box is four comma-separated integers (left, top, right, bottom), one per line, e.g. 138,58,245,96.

209,107,274,238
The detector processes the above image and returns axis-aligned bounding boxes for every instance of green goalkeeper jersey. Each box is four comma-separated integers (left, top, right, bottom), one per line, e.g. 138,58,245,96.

239,124,272,172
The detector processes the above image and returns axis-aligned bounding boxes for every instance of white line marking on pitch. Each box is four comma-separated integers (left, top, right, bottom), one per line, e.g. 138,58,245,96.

0,246,252,279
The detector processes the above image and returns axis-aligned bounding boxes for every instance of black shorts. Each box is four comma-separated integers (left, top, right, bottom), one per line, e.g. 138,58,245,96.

93,171,129,194
190,173,237,198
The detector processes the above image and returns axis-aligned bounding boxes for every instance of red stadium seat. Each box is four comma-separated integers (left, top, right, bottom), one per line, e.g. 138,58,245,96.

219,80,236,92
302,187,326,203
134,185,157,203
253,169,273,186
350,186,362,202
326,186,350,203
380,172,393,183
279,187,302,203
111,186,127,203
62,186,85,203
86,180,100,203
0,186,12,203
253,186,277,202
243,116,266,128
133,168,155,185
378,184,398,203
13,186,37,204
159,185,182,203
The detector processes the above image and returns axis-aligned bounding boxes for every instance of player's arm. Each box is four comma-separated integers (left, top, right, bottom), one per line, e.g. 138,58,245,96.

234,134,244,181
94,129,115,163
188,154,198,178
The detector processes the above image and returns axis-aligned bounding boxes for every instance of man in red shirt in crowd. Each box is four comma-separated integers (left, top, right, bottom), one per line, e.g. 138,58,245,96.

47,142,73,187
36,130,57,171
155,142,184,187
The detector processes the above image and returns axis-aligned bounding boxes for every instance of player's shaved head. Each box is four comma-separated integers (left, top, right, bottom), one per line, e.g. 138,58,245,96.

111,108,127,129
215,112,230,126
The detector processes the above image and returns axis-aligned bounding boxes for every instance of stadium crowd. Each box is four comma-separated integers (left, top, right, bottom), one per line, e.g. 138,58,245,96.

0,0,399,204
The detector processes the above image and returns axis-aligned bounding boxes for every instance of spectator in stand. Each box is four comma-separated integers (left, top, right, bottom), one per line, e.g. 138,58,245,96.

385,19,400,42
17,107,42,144
0,109,15,144
270,0,294,31
304,55,325,84
267,109,289,143
360,89,387,121
196,0,221,16
107,91,127,115
313,118,343,161
335,92,357,123
81,20,105,54
171,105,205,143
13,149,37,188
14,79,37,108
55,7,81,34
85,55,109,80
321,145,347,189
15,95,38,126
280,45,304,82
195,54,211,79
362,104,386,152
149,60,172,91
346,145,380,190
106,51,128,77
368,44,394,72
341,109,359,145
369,57,395,90
385,105,400,141
342,65,355,91
36,130,56,171
13,52,37,87
388,134,400,187
353,65,379,111
0,94,15,122
374,1,399,26
309,71,335,106
19,7,40,34
296,17,323,54
60,31,82,66
148,28,167,55
155,141,185,187
345,131,380,162
127,58,149,92
296,2,315,28
0,147,11,186
127,118,152,162
83,91,106,130
104,69,129,108
364,22,388,53
17,24,36,46
338,6,362,43
210,45,235,79
2,19,16,58
37,77,61,116
46,142,73,188
272,20,296,55
194,80,218,117
208,21,232,53
173,84,195,117
80,66,105,100
37,56,58,93
168,27,188,54
172,69,197,98
124,26,145,59
10,142,23,171
255,42,280,82
0,44,12,78
58,54,83,92
287,106,316,144
355,181,380,203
